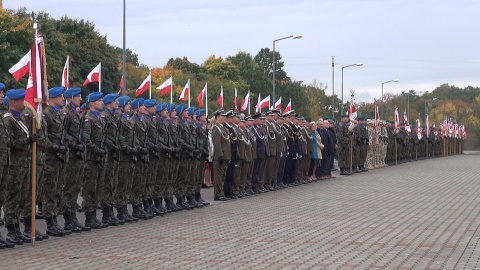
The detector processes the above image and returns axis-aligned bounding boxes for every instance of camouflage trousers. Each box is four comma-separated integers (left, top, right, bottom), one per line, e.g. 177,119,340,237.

153,154,169,199
43,153,65,218
82,159,104,213
115,160,135,208
0,165,8,213
192,158,204,194
166,157,179,198
176,153,192,197
63,155,84,214
365,144,374,169
338,143,351,168
3,164,32,226
101,152,118,207
131,160,148,205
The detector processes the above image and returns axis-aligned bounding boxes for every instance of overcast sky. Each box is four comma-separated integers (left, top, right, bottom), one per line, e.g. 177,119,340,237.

5,0,480,103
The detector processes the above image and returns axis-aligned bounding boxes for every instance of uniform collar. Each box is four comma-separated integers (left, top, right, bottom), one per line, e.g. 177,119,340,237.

91,111,100,118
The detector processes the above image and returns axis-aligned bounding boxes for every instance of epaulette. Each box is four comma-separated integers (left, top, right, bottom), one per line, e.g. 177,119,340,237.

3,112,12,118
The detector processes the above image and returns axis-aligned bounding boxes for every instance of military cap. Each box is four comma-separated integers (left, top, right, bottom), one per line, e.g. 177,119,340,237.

167,104,176,112
271,109,280,114
103,93,119,105
266,110,275,116
240,118,246,122
48,86,65,98
214,109,227,116
187,107,197,116
175,103,187,114
64,88,81,99
225,110,235,118
341,114,348,118
118,96,131,107
0,82,5,91
86,92,103,103
155,102,168,112
323,116,332,120
7,89,26,100
366,119,374,125
358,116,366,121
131,98,144,109
144,99,156,108
195,109,206,117
252,112,266,119
244,116,253,121
3,96,8,105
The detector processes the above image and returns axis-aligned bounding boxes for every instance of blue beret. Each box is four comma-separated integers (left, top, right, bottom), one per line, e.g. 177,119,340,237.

64,88,81,99
155,102,168,112
195,109,206,117
0,83,5,91
175,103,187,114
167,104,176,112
103,93,119,105
86,92,103,103
187,107,196,116
144,99,156,108
3,96,8,105
48,86,65,98
6,89,26,100
118,96,131,107
131,98,144,109
80,103,87,110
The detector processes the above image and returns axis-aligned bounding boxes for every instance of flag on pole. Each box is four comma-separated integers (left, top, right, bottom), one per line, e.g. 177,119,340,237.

394,107,400,128
259,95,270,110
255,93,261,113
426,114,430,137
25,36,48,128
135,73,151,97
157,75,172,96
283,99,292,114
83,63,101,86
403,111,411,132
117,76,124,95
197,82,207,107
240,92,250,112
416,119,422,139
234,88,238,110
9,50,31,81
275,97,282,110
347,97,357,121
179,80,190,101
217,86,224,109
61,56,69,89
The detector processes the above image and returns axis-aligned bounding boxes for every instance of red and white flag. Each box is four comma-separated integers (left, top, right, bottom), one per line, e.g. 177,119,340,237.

217,86,224,109
240,92,250,112
347,100,357,121
25,36,47,128
197,82,207,107
83,63,101,86
9,50,31,81
157,75,172,96
283,99,292,114
259,95,270,110
234,88,238,110
275,97,282,110
394,107,400,128
426,114,430,137
62,56,69,89
403,111,410,132
179,79,190,101
117,76,124,95
416,119,422,139
135,72,151,96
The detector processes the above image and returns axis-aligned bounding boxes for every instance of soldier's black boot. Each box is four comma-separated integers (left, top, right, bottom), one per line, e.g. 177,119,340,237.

36,202,45,219
169,197,181,212
116,206,129,224
0,232,14,248
72,212,91,231
6,224,24,245
187,195,202,208
132,204,148,220
110,206,124,225
75,202,83,212
102,207,118,226
142,200,154,218
124,205,138,222
177,196,190,210
148,198,164,216
53,215,71,235
164,197,176,212
184,196,195,210
92,211,108,228
195,192,210,206
23,218,44,240
84,212,101,229
45,216,64,236
153,198,168,215
63,212,82,233
14,223,32,243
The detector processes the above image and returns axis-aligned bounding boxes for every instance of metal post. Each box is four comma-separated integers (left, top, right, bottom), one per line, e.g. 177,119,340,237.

332,56,335,119
272,40,276,104
381,83,384,120
122,0,126,95
341,67,344,115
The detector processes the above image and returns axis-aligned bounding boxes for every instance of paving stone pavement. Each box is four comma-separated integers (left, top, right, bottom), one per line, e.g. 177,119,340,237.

1,152,480,270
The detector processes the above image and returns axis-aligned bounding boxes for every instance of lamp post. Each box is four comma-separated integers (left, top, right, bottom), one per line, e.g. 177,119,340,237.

381,79,399,120
341,63,363,114
272,34,302,102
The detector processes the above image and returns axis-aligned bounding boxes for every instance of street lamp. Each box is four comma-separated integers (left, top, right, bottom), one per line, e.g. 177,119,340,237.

341,63,363,114
381,79,399,120
272,34,302,102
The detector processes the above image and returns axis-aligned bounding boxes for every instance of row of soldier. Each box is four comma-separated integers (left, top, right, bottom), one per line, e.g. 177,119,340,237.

0,83,212,249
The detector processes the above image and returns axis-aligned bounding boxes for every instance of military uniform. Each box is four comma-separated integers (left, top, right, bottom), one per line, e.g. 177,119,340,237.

252,116,266,192
212,110,231,201
177,113,195,209
264,116,277,189
336,118,354,174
